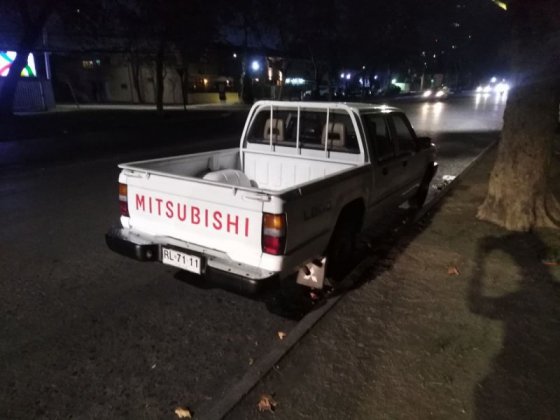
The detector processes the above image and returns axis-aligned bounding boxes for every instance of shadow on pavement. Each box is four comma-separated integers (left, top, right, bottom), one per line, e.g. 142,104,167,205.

468,233,560,419
174,206,438,321
173,270,319,321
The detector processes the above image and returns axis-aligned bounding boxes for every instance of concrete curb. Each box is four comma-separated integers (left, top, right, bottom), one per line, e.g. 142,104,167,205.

198,296,342,420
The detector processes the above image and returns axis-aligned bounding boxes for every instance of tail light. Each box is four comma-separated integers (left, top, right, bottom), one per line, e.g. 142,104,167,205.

262,213,286,255
119,183,129,216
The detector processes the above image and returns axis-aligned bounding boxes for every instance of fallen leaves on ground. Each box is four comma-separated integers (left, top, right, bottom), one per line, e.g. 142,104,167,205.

277,331,287,340
174,407,192,418
542,248,560,266
447,265,460,276
257,394,277,413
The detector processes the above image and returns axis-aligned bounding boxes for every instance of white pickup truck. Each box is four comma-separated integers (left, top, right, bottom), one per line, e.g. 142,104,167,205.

106,101,436,293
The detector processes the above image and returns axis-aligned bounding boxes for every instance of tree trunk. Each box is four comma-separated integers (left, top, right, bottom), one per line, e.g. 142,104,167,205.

278,61,289,100
477,81,560,230
155,42,165,114
477,0,560,231
130,57,144,104
177,67,188,111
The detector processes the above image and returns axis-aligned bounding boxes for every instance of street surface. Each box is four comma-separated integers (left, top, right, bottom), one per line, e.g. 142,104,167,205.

0,94,505,418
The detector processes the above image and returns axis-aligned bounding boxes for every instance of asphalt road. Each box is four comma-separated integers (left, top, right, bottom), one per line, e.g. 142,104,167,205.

0,94,505,419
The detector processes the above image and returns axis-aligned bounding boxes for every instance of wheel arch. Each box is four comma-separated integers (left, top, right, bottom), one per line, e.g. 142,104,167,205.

326,198,365,249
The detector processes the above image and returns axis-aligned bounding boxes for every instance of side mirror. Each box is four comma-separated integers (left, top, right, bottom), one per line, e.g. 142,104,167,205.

417,136,432,151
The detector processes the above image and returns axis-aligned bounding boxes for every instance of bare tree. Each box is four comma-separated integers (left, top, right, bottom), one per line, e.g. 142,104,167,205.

477,0,560,230
118,0,222,113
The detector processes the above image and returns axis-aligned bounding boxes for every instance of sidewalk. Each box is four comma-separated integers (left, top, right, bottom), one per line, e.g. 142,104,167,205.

226,147,560,420
0,104,249,169
4,102,249,142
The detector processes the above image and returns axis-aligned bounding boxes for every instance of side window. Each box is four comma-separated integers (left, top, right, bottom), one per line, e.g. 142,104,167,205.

390,114,416,155
363,114,395,162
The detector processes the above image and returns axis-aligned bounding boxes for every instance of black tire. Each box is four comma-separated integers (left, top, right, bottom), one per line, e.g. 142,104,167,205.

409,165,435,210
409,181,429,210
325,214,360,287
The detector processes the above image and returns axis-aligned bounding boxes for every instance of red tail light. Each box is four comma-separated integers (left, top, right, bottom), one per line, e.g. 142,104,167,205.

119,183,129,217
262,213,286,255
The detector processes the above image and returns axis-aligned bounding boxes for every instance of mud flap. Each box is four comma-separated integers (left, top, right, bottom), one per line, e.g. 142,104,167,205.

296,257,327,289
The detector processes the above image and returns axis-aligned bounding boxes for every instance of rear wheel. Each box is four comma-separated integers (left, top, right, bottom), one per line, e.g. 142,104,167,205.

325,214,360,288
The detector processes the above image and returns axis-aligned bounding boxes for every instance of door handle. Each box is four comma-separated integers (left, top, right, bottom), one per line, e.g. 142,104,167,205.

382,167,389,175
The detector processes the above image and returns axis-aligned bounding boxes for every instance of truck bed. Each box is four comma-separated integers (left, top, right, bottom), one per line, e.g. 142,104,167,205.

119,146,361,193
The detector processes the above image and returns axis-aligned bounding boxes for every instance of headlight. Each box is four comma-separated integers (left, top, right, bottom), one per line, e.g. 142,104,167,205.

476,86,483,93
483,85,492,93
423,90,432,97
495,82,510,93
435,90,445,97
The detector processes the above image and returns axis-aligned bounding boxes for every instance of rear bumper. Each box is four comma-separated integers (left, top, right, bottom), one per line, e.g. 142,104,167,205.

105,227,278,294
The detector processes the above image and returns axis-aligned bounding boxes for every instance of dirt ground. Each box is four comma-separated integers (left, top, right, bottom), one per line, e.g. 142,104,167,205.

226,146,560,420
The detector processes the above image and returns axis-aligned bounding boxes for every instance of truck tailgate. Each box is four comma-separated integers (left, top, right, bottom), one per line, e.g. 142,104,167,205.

122,171,265,267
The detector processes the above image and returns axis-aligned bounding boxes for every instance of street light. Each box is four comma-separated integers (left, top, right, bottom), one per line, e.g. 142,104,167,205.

251,60,260,72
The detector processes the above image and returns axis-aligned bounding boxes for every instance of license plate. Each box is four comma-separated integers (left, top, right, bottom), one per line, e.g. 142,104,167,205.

161,248,202,274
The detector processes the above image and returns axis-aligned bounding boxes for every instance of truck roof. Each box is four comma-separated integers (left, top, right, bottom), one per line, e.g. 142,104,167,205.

251,100,401,114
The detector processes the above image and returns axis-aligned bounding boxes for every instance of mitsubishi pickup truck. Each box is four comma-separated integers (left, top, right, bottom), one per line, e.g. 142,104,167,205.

106,101,437,293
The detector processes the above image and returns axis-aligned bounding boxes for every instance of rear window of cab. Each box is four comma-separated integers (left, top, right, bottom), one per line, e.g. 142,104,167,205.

246,108,360,153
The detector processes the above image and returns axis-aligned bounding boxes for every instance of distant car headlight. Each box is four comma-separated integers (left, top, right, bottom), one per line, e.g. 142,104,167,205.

423,90,432,97
435,90,445,98
483,85,492,93
476,86,483,93
495,82,510,93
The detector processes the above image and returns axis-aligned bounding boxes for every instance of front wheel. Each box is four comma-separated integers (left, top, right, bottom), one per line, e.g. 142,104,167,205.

409,165,436,210
408,182,429,210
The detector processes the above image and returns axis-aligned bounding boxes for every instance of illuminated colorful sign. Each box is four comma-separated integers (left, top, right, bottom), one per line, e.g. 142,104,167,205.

0,51,37,77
